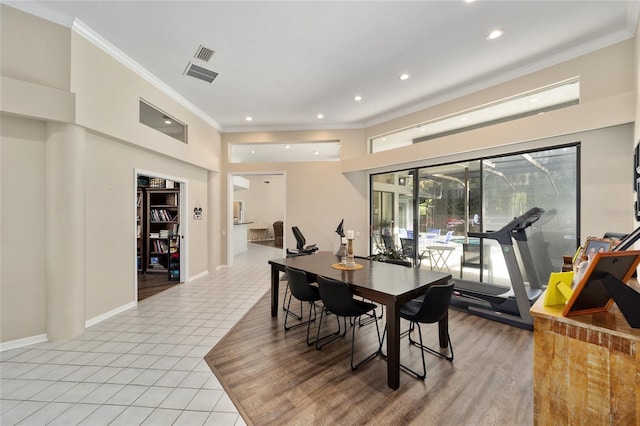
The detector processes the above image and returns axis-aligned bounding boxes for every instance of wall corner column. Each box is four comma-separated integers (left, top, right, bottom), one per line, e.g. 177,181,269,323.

45,122,86,341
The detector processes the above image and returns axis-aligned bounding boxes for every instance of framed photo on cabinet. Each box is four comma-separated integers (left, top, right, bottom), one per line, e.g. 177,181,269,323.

563,250,640,317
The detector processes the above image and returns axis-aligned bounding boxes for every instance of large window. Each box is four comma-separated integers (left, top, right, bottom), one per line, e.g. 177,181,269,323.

370,145,579,285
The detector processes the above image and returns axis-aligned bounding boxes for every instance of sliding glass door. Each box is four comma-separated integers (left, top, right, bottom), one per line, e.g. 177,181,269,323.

370,144,579,285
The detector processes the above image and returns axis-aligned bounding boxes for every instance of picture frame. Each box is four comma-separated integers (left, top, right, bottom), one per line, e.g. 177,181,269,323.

563,250,640,317
582,237,613,259
572,246,583,265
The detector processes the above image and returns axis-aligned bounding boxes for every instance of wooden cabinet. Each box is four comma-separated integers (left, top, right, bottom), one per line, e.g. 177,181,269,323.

141,188,180,281
530,294,640,424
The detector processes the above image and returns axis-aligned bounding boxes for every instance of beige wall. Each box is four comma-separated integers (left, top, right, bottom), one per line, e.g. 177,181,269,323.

84,132,210,320
234,175,285,241
0,116,47,342
346,39,635,173
0,6,70,91
224,129,368,255
0,5,221,345
224,41,637,255
70,34,221,172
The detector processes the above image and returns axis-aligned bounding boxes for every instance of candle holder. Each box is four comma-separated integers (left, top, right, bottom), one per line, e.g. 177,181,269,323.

346,237,355,268
340,237,348,265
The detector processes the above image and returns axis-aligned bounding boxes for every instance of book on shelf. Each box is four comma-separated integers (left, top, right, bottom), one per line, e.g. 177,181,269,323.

153,240,169,253
150,209,177,222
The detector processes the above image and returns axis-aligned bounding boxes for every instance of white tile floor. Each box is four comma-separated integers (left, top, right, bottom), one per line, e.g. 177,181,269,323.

1,243,282,426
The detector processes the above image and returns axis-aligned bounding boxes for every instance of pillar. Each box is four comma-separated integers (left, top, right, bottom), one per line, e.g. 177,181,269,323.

45,122,86,341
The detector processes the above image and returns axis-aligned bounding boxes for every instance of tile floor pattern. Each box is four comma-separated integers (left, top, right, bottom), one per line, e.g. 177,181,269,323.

1,243,282,425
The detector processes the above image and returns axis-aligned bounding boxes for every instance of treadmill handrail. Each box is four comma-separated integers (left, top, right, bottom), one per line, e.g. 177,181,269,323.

467,207,544,246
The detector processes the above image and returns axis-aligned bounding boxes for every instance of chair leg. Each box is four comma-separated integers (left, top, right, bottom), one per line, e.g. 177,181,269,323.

305,302,318,346
408,322,454,362
282,284,303,321
315,308,343,350
381,321,452,381
284,298,317,334
350,314,381,370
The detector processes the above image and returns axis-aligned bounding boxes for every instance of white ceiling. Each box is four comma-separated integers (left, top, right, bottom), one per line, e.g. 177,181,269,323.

6,1,639,137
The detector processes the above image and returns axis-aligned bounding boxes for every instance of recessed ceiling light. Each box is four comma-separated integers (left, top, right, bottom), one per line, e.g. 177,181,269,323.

164,119,172,124
245,116,253,121
487,29,504,40
313,151,319,155
251,150,256,154
285,145,290,149
354,95,362,101
317,113,324,119
465,0,475,3
399,73,410,81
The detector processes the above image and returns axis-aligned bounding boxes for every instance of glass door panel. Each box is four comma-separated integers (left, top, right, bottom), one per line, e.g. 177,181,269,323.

482,146,578,282
417,162,481,276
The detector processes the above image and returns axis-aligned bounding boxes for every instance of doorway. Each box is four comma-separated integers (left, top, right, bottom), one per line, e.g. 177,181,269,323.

136,170,187,301
228,173,286,266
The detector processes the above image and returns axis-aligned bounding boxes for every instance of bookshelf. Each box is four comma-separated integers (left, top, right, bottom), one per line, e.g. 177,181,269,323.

142,186,180,280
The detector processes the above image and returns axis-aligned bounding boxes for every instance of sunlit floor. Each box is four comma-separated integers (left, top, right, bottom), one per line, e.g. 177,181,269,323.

0,244,281,426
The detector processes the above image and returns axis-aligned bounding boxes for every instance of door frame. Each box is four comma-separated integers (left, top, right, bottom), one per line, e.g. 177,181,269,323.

134,168,189,300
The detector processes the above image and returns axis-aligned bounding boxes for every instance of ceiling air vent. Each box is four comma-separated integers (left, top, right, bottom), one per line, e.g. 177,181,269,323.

194,45,215,62
184,62,218,83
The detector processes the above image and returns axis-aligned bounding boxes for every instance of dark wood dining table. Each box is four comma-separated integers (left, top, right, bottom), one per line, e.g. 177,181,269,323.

268,252,452,390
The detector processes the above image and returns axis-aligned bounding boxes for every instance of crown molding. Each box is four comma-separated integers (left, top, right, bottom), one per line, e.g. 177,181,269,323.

72,18,222,132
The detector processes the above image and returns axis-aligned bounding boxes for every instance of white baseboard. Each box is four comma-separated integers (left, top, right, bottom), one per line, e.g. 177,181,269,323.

0,334,48,352
85,301,137,328
189,270,209,281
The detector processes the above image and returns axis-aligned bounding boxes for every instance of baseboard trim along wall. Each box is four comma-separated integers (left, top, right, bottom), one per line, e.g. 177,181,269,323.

189,270,209,281
85,301,137,328
0,334,48,352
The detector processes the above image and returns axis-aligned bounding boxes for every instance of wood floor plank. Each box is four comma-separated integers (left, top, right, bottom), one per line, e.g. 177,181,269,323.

205,286,534,425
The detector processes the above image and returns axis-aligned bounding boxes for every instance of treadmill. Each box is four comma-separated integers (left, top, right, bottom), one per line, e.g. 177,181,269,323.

450,207,545,330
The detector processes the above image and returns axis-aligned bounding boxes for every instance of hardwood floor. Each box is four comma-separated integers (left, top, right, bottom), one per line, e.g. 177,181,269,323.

137,272,180,301
205,284,534,425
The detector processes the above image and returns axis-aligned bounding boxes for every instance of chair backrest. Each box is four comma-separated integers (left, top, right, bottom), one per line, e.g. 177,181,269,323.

400,238,414,257
273,221,283,238
412,281,455,324
437,230,453,244
316,276,361,317
382,235,396,251
285,267,317,302
292,226,306,250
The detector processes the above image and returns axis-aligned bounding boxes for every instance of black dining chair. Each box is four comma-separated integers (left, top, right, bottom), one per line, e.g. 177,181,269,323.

381,281,455,380
315,275,381,370
284,267,322,345
400,237,429,268
281,274,303,321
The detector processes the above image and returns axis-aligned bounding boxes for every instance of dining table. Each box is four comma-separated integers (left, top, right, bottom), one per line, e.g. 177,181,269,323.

268,252,452,390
